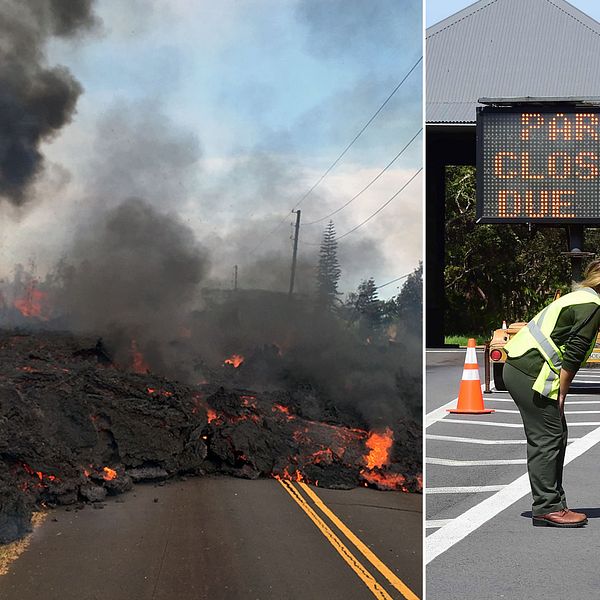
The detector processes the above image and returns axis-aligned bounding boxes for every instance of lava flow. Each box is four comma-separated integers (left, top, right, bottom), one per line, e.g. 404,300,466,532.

0,328,421,545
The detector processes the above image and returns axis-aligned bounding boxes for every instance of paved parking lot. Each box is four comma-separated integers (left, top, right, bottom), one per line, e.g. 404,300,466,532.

426,350,600,599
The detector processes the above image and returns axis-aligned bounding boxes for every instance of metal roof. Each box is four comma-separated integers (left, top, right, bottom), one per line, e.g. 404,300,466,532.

426,0,600,124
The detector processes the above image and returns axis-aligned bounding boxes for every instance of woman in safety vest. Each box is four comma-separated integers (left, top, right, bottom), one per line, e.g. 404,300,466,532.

504,259,600,528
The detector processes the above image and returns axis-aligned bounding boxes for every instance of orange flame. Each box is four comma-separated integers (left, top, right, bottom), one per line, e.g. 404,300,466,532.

279,467,305,482
14,284,50,321
130,340,149,374
207,408,218,423
364,427,393,469
147,387,174,398
22,463,58,484
272,404,294,420
224,354,244,368
361,470,408,491
102,467,117,481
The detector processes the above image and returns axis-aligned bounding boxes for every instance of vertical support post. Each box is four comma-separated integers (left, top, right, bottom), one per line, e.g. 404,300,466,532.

425,134,447,347
288,210,301,297
484,342,491,394
566,224,585,285
233,265,238,290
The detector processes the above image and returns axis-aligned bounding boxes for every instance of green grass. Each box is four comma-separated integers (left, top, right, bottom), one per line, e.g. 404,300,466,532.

445,334,489,347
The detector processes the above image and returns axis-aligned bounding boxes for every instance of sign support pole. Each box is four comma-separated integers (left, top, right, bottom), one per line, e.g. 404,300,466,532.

563,225,594,286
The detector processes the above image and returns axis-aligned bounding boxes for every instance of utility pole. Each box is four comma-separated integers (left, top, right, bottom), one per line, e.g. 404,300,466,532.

233,265,238,290
288,210,301,297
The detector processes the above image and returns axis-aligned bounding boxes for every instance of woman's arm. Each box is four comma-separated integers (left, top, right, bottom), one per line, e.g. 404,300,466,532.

558,368,576,417
561,304,600,372
559,302,600,415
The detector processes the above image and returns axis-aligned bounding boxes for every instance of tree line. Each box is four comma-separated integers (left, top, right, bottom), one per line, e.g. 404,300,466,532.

444,165,600,336
316,220,422,342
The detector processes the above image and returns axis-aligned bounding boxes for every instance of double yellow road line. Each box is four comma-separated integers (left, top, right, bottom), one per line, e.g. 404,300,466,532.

277,479,419,600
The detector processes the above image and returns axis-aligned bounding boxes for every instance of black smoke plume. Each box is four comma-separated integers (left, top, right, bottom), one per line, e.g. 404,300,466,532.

0,0,97,205
59,197,210,372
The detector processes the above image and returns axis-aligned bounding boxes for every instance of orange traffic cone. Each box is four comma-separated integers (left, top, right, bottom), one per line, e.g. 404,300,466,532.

448,338,494,414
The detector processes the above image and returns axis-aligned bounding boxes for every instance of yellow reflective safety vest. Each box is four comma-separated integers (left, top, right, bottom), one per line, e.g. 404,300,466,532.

505,287,600,400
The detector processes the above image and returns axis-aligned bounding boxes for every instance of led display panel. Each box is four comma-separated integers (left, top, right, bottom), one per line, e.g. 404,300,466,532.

476,105,600,223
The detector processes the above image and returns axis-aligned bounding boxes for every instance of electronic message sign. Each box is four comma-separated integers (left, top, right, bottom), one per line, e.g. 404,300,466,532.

476,105,600,223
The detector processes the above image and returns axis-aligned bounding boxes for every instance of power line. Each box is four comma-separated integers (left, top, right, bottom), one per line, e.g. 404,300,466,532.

289,56,423,212
304,128,422,225
246,56,423,256
336,168,423,241
376,273,411,290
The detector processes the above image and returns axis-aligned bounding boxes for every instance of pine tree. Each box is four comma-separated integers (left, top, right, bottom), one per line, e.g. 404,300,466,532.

396,262,422,335
356,277,382,337
316,220,341,310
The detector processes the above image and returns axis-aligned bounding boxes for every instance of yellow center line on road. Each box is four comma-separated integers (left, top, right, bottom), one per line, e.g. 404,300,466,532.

277,479,393,600
297,481,420,600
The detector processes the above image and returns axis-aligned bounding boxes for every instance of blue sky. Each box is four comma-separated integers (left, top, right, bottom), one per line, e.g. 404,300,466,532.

427,0,600,27
2,0,423,298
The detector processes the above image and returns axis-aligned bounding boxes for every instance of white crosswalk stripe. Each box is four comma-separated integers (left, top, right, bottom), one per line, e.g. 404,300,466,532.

427,434,527,444
427,457,527,466
427,485,505,494
426,519,453,529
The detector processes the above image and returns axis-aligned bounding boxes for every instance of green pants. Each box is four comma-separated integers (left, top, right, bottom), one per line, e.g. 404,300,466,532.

503,362,568,516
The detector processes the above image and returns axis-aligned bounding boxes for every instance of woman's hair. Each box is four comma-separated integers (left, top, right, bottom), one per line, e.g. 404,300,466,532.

580,259,600,290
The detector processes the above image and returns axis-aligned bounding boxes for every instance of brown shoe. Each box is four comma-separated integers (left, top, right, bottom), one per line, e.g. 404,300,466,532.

532,508,588,528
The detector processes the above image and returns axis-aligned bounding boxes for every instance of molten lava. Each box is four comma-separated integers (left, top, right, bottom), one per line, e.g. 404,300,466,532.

364,427,394,469
22,463,58,484
240,395,256,408
361,470,408,492
130,340,149,374
224,354,244,368
272,403,294,420
102,467,118,481
14,284,50,321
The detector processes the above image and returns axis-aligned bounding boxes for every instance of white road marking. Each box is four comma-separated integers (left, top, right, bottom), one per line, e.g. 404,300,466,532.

426,349,483,353
441,419,600,428
426,424,600,564
441,419,523,428
427,485,506,494
426,519,453,529
481,397,513,402
558,400,600,405
427,434,527,444
493,408,600,415
426,384,489,428
427,434,579,444
427,457,527,466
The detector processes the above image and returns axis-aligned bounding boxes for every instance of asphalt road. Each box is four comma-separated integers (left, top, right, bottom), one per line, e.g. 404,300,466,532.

0,476,421,600
426,349,600,599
